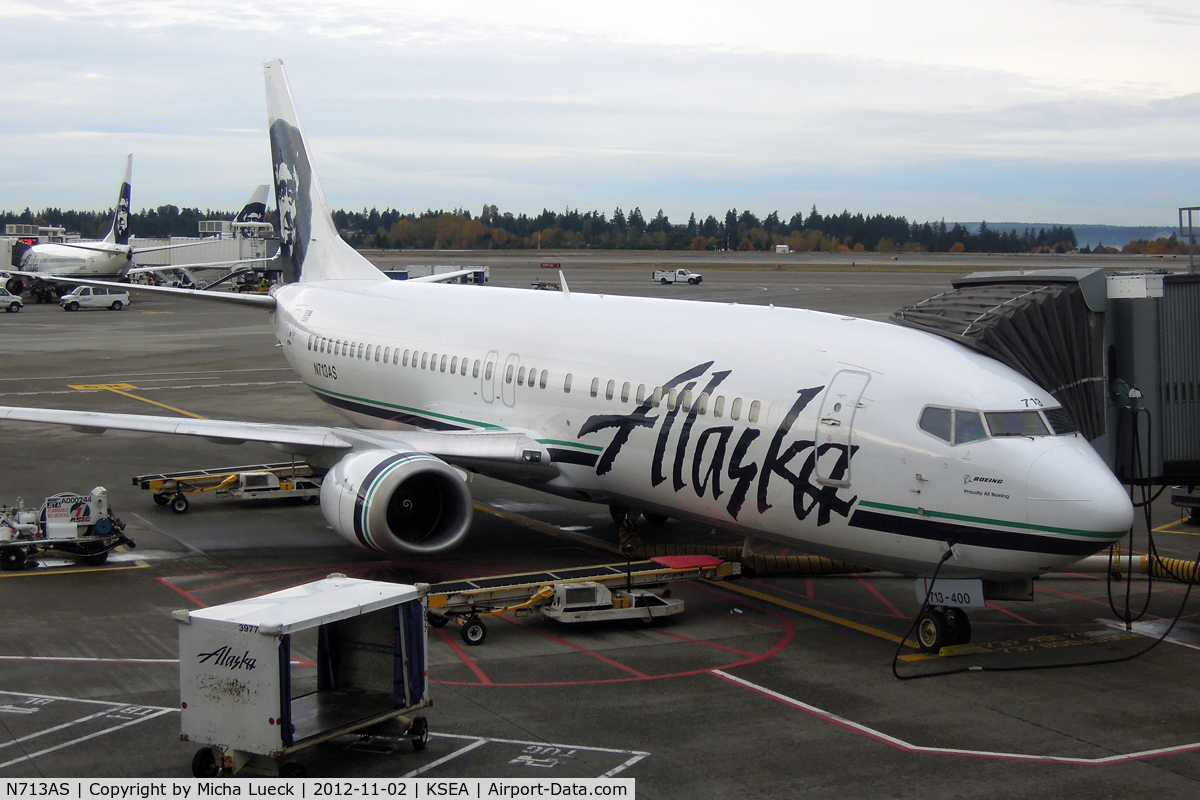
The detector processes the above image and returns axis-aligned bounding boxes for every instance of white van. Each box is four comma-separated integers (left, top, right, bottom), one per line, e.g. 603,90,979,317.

0,286,23,313
59,285,130,312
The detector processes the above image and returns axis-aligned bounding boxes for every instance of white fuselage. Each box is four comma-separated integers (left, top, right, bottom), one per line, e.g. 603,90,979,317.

20,243,130,278
271,278,1133,581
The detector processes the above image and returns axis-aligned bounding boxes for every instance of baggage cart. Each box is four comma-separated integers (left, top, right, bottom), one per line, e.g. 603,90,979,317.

176,576,431,778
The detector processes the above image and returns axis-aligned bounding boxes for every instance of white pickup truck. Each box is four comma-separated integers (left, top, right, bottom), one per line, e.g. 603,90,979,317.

652,268,703,285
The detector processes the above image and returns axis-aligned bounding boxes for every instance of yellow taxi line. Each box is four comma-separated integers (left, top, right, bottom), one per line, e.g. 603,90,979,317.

68,383,205,419
0,560,150,579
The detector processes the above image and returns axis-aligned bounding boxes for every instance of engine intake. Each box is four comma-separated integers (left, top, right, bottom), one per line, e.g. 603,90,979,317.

321,450,473,555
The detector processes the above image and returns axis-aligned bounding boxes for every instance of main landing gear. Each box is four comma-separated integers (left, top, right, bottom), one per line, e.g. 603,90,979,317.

915,607,972,653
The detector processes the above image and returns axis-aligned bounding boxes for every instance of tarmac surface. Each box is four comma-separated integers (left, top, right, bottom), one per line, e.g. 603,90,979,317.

2,253,1200,797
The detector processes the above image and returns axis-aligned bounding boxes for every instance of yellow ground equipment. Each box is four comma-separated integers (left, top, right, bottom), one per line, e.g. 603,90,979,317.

132,461,320,514
426,555,740,645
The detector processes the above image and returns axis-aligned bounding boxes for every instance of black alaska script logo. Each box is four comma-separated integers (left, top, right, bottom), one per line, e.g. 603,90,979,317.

197,646,258,671
578,361,857,526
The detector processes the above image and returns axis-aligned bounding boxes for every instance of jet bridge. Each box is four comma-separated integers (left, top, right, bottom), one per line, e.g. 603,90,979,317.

892,267,1200,485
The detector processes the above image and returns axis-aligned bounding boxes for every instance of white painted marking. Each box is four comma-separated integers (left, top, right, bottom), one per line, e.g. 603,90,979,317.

0,709,174,770
0,706,37,715
0,656,177,664
0,690,173,710
401,738,488,777
0,709,118,751
1097,618,1200,652
712,669,1200,764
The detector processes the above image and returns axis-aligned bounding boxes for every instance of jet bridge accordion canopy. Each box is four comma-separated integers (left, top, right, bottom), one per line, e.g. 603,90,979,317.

891,281,1105,440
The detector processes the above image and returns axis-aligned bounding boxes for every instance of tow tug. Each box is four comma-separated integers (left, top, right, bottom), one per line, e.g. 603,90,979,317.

0,486,135,570
426,554,738,645
132,461,321,513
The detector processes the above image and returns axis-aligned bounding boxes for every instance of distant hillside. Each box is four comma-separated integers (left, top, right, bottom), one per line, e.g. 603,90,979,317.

961,222,1179,250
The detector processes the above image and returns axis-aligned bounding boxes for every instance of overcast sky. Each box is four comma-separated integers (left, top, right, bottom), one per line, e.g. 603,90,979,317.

1,1,1198,225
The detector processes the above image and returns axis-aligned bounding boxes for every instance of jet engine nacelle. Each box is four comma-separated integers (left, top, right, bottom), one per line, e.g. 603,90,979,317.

321,449,473,555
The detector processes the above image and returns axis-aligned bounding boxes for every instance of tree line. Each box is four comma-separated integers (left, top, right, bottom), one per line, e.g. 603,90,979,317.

0,203,1097,254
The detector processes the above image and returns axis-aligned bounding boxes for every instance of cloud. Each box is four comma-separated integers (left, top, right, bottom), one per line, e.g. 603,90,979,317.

0,1,1197,223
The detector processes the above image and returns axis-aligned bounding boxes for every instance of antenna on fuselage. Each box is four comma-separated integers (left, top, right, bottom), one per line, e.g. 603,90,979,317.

558,269,570,298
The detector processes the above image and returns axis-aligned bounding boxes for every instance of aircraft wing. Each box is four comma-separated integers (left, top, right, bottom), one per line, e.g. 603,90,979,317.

12,274,276,309
0,406,555,473
126,258,272,275
408,269,483,284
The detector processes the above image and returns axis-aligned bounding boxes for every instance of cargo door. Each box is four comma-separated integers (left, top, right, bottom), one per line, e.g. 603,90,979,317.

814,370,870,487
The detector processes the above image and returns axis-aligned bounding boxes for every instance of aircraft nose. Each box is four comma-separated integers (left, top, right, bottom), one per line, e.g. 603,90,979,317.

1026,444,1133,537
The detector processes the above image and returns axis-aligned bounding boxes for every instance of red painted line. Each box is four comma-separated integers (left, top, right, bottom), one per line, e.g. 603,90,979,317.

652,629,758,657
1038,586,1166,619
984,602,1037,625
433,626,493,686
747,578,904,620
804,576,814,598
778,548,790,557
497,615,649,678
195,569,327,594
853,574,904,617
156,576,207,608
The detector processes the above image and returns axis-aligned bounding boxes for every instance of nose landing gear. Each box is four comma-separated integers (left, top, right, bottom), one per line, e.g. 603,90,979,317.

915,607,972,653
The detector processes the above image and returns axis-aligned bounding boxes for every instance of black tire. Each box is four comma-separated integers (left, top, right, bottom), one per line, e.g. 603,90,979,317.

66,302,79,312
660,278,669,285
82,551,109,567
191,747,219,778
109,301,123,311
461,616,487,646
915,609,951,653
170,494,190,514
306,494,320,505
688,278,697,285
1,547,27,571
949,608,972,645
427,612,449,628
152,493,169,506
7,302,18,313
643,511,669,525
279,762,307,778
410,716,429,751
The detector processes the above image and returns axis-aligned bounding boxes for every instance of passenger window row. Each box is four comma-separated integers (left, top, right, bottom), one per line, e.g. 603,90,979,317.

563,372,760,423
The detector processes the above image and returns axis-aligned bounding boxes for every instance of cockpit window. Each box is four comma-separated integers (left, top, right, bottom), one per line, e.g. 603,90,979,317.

919,407,952,442
1043,407,1078,435
954,410,988,444
985,410,1050,437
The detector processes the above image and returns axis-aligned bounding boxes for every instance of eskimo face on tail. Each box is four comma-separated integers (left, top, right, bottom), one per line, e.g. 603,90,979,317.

270,119,313,283
113,183,131,245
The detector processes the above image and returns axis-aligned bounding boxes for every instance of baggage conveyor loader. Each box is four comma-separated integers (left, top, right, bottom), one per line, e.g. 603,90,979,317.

427,555,741,645
132,460,320,514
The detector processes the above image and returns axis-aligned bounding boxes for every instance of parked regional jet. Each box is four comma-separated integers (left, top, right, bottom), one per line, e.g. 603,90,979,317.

0,60,1134,652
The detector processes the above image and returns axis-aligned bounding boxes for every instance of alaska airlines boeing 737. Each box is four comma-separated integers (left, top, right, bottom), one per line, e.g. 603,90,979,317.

0,60,1134,651
8,160,273,297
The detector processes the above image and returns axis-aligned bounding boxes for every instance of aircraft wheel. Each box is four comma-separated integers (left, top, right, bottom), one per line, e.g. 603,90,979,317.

191,747,219,778
461,616,487,646
660,278,669,285
409,716,429,751
109,301,123,311
152,493,169,506
949,608,972,645
6,302,19,313
643,512,669,525
915,609,951,653
279,762,306,778
66,302,79,312
170,494,190,514
1,547,27,571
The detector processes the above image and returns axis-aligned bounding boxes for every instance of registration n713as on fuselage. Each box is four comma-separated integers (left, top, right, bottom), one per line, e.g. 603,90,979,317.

0,59,1132,595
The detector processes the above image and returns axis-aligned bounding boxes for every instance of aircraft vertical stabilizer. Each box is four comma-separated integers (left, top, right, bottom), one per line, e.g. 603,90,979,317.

235,185,270,223
263,59,382,284
103,154,132,245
